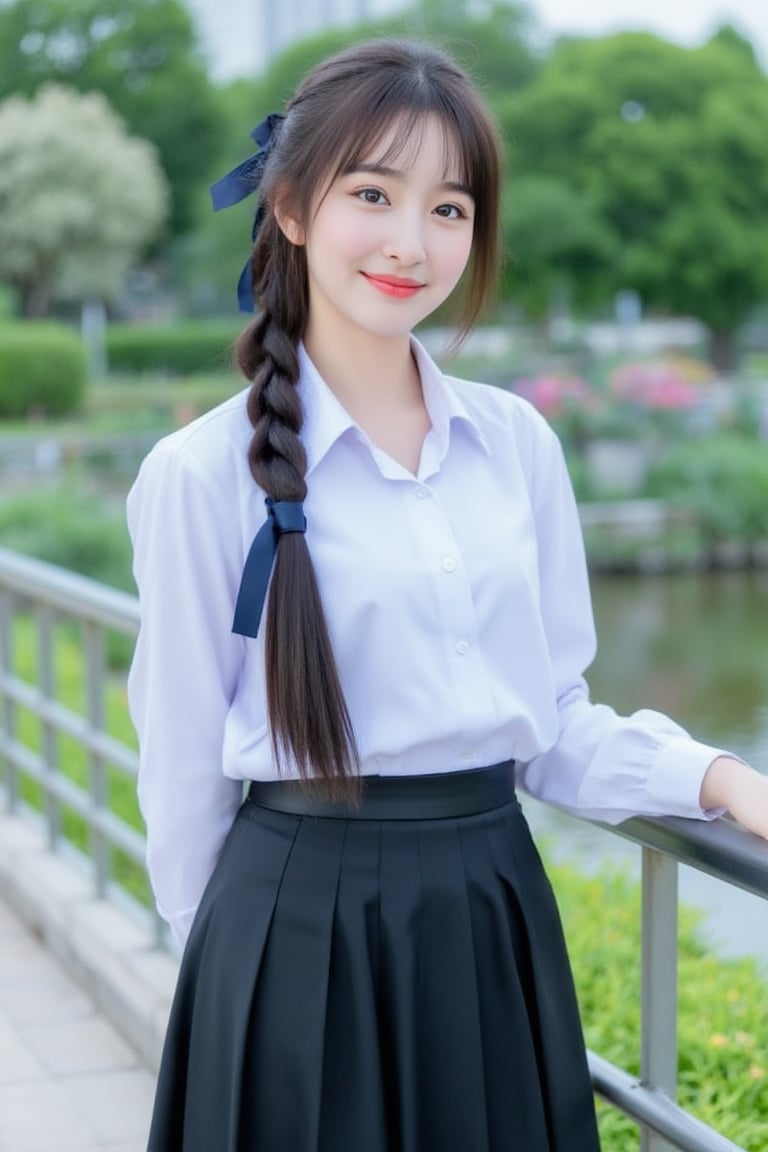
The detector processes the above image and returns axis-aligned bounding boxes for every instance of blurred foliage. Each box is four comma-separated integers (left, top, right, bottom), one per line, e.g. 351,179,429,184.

646,435,768,544
0,85,168,316
0,322,87,417
501,176,617,319
106,319,243,375
2,0,768,364
499,30,768,368
0,0,222,233
0,284,18,319
0,483,133,593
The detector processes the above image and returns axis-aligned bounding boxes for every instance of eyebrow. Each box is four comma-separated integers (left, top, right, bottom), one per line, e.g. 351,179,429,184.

346,162,473,198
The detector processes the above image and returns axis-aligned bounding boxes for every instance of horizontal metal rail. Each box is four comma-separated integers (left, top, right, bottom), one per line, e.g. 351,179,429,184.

0,546,766,1148
616,810,768,899
0,545,139,631
588,1051,744,1152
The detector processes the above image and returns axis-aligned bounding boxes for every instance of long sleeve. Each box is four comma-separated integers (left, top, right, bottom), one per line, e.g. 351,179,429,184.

127,440,245,948
516,427,728,823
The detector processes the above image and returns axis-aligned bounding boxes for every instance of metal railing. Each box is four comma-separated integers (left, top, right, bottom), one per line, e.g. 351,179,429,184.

0,545,158,935
0,546,766,1150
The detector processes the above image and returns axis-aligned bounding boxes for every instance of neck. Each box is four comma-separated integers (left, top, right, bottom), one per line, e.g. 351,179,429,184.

302,325,422,414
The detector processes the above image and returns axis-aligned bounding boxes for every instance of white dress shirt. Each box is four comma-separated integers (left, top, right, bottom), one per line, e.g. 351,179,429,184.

127,338,726,946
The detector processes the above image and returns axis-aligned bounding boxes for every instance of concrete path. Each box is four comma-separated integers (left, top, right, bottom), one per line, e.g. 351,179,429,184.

0,895,156,1152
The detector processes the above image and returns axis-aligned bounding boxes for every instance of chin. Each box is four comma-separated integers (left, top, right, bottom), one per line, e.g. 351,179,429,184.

363,308,438,339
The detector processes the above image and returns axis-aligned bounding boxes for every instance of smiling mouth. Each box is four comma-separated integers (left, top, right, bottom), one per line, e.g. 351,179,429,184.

361,273,425,299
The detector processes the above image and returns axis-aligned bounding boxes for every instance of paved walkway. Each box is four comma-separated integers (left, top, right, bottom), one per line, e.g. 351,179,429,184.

0,896,156,1152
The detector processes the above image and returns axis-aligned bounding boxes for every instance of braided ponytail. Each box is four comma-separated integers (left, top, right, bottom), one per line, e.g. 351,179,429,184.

237,218,359,796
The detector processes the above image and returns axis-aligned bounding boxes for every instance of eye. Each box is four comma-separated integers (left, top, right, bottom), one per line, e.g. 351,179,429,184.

356,187,389,205
434,203,467,220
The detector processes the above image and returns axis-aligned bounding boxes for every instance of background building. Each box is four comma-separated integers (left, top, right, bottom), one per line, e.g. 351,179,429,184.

185,0,410,78
184,0,768,80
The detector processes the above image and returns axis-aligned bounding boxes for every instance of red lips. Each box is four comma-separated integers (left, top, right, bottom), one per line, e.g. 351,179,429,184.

361,273,425,298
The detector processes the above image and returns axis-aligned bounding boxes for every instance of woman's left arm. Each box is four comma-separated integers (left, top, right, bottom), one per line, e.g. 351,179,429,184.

518,415,767,838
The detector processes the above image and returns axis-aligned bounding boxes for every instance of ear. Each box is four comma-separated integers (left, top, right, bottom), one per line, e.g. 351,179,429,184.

274,202,305,247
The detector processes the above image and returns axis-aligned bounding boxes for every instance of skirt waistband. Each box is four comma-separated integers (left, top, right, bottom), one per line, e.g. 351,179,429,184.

247,760,517,821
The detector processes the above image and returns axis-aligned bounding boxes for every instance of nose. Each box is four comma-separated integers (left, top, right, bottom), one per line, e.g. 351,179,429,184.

382,208,426,267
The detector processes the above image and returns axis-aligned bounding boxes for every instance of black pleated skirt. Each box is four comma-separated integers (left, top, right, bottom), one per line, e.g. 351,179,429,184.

148,767,600,1151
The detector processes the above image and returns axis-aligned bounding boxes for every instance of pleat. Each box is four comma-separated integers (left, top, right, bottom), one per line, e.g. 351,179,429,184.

239,813,347,1149
317,819,389,1151
409,817,490,1152
489,803,601,1151
378,820,423,1151
457,810,551,1150
148,803,301,1151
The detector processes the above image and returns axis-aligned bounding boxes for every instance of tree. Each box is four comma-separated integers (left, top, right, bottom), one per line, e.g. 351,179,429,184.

0,0,221,232
0,84,169,316
498,31,768,368
501,176,617,321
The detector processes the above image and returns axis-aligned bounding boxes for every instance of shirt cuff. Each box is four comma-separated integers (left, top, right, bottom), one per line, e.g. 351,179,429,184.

158,903,197,954
647,736,731,819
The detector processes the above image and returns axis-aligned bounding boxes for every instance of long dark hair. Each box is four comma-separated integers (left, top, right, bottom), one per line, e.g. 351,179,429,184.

236,38,503,794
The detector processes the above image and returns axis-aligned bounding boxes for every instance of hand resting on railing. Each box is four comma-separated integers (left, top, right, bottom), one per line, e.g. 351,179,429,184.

700,756,768,841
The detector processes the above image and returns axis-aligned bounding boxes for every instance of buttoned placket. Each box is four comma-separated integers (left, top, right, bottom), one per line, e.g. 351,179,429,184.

407,479,496,768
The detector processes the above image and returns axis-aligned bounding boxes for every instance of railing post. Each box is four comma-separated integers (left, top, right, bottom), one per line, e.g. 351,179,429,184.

641,845,679,1152
84,619,109,897
37,603,60,847
0,590,17,810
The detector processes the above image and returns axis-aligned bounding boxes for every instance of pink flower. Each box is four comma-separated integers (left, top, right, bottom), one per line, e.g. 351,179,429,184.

609,358,712,410
511,374,595,418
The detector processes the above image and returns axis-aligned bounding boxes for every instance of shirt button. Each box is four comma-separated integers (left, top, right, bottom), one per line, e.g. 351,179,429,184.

460,748,474,762
455,640,469,655
441,556,457,573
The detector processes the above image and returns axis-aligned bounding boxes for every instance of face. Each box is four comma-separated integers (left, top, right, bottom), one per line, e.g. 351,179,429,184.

281,115,475,349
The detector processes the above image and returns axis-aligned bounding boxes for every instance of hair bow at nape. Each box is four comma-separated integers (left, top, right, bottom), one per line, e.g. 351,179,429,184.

210,113,285,312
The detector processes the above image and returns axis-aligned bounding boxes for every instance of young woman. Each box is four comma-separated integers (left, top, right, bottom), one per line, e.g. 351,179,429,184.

127,37,768,1152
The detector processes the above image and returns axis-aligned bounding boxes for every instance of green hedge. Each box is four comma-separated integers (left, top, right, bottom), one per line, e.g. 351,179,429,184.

0,323,88,418
106,320,243,376
646,436,768,544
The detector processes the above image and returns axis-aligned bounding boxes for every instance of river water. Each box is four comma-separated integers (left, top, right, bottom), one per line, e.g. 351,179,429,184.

522,568,768,967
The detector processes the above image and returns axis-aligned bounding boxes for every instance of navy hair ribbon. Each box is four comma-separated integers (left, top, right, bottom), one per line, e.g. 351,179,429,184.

210,113,284,312
232,498,307,638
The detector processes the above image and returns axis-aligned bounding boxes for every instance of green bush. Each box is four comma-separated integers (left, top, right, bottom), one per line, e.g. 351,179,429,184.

547,857,768,1151
0,484,133,592
106,320,243,376
0,484,135,668
0,284,17,319
0,323,88,418
645,436,768,544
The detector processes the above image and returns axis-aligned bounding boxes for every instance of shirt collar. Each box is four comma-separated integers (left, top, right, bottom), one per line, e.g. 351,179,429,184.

296,344,357,476
297,337,491,478
411,337,491,463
